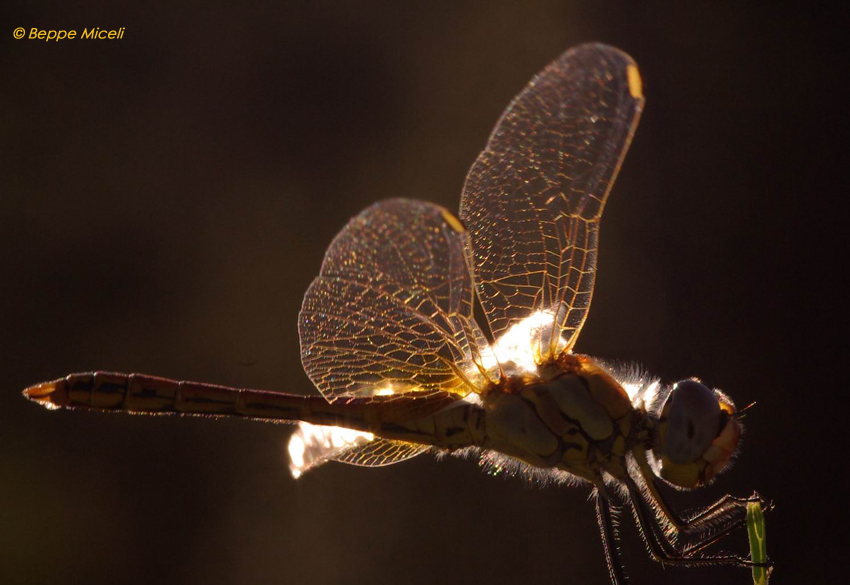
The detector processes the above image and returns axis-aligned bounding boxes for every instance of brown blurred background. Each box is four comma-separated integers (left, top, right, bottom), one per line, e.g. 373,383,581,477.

2,2,844,584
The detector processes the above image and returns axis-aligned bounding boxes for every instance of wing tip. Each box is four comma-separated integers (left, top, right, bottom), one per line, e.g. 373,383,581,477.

565,43,643,98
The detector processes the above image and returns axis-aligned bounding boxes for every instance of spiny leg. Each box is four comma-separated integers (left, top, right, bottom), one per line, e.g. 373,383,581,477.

680,515,760,557
593,488,628,585
623,478,682,559
678,500,772,561
649,479,770,535
631,447,769,536
625,478,767,568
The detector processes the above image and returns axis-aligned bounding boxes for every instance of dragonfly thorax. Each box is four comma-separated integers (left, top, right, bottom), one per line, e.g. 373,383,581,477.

480,355,638,483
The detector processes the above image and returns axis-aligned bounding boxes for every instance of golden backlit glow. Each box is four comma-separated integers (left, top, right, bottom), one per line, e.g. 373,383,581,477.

485,310,569,375
287,422,374,478
622,379,661,408
373,384,396,396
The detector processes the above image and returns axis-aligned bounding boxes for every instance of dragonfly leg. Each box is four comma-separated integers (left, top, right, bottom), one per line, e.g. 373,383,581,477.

632,446,771,536
625,478,769,568
593,488,628,585
653,484,770,536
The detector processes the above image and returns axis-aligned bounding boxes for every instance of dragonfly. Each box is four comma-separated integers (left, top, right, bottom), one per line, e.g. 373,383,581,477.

24,44,769,584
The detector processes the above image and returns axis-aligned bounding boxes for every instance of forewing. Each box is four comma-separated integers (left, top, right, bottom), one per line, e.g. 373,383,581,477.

299,199,497,408
460,43,644,363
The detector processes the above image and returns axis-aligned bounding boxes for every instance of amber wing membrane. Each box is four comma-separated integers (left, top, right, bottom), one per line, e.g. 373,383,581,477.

332,438,430,467
288,422,429,476
299,199,497,412
460,43,644,362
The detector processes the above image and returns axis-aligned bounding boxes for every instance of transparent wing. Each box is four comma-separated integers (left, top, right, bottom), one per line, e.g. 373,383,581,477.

287,422,428,478
460,43,644,363
332,438,429,467
299,199,498,408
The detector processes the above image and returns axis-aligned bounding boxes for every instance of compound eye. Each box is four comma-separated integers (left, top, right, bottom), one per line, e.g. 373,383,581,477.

664,380,721,464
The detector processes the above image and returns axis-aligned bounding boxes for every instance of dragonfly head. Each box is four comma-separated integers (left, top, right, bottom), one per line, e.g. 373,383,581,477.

653,379,741,489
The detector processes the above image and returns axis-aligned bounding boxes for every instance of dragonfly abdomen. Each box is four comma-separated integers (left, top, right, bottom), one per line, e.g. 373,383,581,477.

23,372,377,430
23,372,487,447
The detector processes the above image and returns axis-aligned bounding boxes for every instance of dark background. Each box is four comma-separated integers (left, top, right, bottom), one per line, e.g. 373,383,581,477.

2,2,844,584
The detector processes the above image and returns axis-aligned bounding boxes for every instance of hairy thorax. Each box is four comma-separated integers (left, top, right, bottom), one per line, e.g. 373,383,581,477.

481,354,641,483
